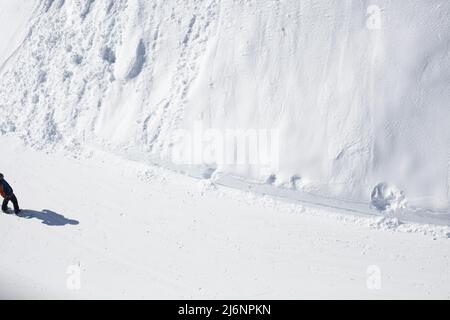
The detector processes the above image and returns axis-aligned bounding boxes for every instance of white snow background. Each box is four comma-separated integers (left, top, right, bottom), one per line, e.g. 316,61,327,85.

0,0,449,299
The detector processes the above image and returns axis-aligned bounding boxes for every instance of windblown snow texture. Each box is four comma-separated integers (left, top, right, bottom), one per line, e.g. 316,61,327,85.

0,0,449,211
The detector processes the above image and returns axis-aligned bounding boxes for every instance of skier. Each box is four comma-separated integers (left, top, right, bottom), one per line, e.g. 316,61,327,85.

0,173,21,215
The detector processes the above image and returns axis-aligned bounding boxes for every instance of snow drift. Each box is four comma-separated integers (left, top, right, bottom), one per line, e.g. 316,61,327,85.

0,0,449,212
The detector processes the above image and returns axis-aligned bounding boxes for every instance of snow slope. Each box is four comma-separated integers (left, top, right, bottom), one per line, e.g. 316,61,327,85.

0,0,35,65
0,136,449,299
0,0,449,213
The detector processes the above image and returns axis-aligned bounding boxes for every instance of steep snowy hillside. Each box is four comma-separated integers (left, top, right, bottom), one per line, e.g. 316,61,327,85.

0,0,449,212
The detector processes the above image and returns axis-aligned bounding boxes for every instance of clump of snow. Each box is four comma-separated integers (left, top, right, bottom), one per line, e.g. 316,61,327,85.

100,46,116,64
258,195,277,209
70,53,83,65
0,119,16,134
290,175,303,190
210,169,224,183
197,179,217,194
265,174,287,188
372,217,402,230
371,183,407,212
201,166,217,179
264,174,306,191
265,174,277,185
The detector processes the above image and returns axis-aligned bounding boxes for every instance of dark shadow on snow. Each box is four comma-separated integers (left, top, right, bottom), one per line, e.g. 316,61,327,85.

18,209,79,226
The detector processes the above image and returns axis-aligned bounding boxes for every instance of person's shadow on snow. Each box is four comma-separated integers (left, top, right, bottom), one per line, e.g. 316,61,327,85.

19,210,79,226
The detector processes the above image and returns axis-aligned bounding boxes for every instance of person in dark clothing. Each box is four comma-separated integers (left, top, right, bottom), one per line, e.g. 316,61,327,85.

0,173,21,215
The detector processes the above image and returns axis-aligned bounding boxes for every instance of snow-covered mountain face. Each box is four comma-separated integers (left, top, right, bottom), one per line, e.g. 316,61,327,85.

0,0,449,211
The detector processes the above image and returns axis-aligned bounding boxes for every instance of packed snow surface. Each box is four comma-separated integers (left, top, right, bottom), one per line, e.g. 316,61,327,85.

0,136,449,299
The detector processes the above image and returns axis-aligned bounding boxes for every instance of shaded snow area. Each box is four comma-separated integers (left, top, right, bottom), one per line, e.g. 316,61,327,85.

371,182,407,212
0,136,449,299
0,0,449,299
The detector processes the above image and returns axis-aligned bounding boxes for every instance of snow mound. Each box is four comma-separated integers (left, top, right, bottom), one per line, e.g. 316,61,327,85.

371,183,407,212
372,217,402,230
0,0,449,212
